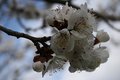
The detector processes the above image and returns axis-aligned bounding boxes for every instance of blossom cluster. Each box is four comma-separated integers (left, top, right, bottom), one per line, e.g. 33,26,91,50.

32,3,110,76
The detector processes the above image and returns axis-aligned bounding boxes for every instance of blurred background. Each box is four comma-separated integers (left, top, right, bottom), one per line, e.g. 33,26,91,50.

0,0,120,80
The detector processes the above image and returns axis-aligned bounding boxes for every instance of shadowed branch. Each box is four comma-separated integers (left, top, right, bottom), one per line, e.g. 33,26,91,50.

0,25,51,55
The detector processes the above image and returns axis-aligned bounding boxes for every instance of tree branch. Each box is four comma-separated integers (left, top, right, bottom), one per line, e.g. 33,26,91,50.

0,25,51,55
0,25,51,42
90,11,120,21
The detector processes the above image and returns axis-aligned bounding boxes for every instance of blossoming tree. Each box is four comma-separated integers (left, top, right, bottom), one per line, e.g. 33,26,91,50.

0,0,120,79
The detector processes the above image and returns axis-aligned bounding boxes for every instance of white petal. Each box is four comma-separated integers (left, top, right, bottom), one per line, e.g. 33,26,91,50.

46,14,55,26
53,27,60,33
65,35,75,52
42,56,66,76
95,47,109,63
70,30,86,40
80,3,88,14
87,13,97,31
68,10,83,30
50,29,74,55
61,2,76,20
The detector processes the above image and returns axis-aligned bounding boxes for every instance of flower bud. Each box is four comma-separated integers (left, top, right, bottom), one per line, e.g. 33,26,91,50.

69,66,77,73
96,30,110,42
32,61,44,72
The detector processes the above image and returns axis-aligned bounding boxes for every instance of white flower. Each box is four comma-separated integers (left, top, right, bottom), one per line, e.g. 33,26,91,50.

48,3,98,70
67,40,101,72
96,30,110,42
50,28,87,56
46,3,96,32
67,3,97,32
46,3,76,27
32,61,44,72
44,2,110,74
70,30,86,39
50,29,75,55
47,3,96,50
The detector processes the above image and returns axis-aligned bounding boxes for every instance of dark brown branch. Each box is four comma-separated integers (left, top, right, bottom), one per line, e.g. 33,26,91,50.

0,25,51,56
0,25,51,49
0,25,51,42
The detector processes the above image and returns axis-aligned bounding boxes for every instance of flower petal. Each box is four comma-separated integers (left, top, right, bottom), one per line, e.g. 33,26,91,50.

70,30,86,40
95,47,109,63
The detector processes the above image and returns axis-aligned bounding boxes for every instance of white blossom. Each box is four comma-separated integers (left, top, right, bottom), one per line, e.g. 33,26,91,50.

46,3,76,27
46,3,96,32
44,3,110,74
50,29,75,55
67,40,101,72
67,3,96,32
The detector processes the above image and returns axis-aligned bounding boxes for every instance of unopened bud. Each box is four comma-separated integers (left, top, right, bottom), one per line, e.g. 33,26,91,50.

96,30,110,42
32,61,44,72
